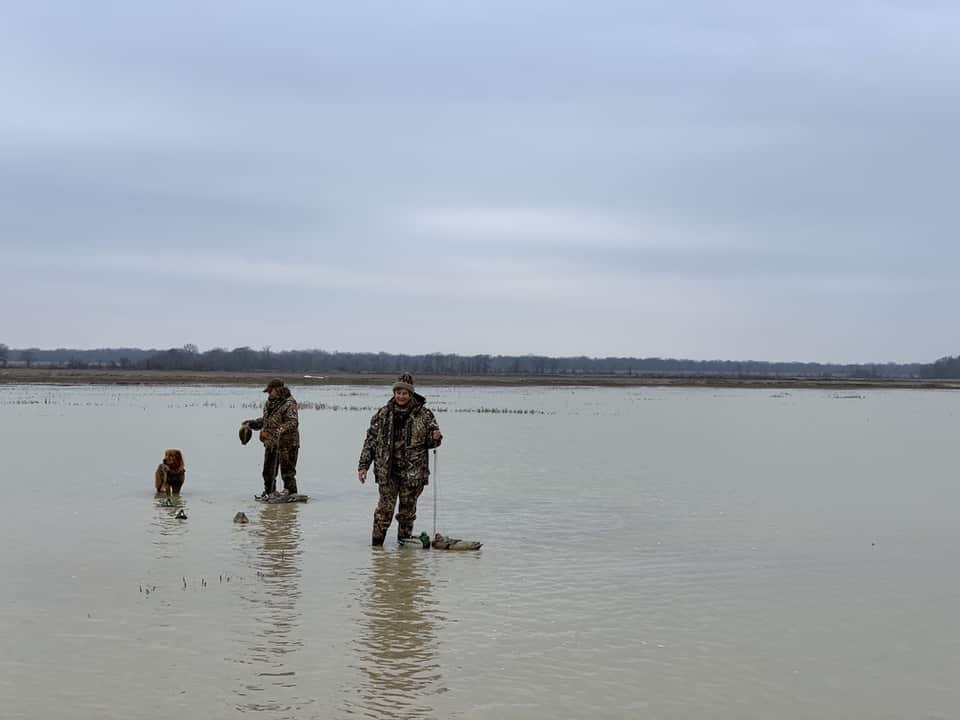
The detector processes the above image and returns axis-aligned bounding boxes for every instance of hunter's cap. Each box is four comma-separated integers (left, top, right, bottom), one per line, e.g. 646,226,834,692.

392,372,415,393
263,378,285,393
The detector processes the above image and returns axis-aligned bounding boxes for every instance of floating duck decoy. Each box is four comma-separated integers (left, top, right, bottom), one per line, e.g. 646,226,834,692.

431,533,482,551
398,532,432,549
233,512,249,524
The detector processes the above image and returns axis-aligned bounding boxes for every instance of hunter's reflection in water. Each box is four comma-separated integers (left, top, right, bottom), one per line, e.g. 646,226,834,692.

231,503,310,716
340,549,446,719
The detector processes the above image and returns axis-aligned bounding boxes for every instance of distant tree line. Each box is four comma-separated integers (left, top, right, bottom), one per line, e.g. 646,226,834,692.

929,354,960,378
0,346,155,369
4,343,960,378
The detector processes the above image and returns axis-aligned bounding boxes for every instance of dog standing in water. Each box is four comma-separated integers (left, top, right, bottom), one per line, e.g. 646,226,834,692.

155,449,186,495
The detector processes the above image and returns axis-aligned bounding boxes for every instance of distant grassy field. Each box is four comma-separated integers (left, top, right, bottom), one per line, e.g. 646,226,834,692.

2,367,958,390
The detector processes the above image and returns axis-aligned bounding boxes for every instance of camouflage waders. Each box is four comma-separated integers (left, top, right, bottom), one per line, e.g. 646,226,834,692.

263,444,299,495
373,471,425,543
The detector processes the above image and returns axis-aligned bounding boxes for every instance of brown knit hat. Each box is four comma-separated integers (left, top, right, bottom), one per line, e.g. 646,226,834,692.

392,372,415,393
263,378,285,393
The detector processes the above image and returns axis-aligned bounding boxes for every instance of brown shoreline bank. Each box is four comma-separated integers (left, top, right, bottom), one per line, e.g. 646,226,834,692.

2,368,958,390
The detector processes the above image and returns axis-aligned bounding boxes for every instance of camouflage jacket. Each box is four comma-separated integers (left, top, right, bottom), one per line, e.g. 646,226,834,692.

358,393,441,485
245,387,300,448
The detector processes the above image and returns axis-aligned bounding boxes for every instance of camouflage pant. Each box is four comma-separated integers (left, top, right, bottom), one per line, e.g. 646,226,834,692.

373,476,425,540
263,444,299,494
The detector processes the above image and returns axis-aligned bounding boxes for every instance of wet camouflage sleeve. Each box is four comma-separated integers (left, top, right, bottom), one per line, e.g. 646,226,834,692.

245,396,278,432
423,408,442,449
358,407,388,471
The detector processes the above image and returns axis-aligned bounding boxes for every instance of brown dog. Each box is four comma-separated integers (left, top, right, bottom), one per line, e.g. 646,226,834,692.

155,449,186,495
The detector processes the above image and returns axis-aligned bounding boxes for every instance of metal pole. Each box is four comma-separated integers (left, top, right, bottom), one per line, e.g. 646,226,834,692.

273,437,281,493
432,449,438,537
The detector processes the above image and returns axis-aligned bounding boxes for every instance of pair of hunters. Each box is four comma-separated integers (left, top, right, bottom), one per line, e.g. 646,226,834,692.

238,373,444,547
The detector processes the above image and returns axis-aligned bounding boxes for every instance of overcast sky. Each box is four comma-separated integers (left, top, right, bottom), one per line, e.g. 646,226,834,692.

2,1,958,362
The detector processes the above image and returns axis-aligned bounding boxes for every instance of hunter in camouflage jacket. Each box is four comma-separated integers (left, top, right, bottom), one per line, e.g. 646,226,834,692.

358,391,441,486
245,386,300,448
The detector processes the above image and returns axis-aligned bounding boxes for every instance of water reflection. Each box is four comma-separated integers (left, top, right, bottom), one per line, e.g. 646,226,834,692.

341,550,446,719
231,503,309,715
150,495,189,559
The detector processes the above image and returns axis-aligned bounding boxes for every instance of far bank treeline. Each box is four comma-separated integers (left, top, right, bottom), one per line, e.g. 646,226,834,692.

3,343,960,379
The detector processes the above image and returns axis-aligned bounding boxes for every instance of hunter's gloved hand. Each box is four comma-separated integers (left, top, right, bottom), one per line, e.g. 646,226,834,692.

259,430,269,442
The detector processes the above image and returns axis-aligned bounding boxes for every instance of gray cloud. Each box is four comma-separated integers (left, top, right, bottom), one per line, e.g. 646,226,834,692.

2,1,959,361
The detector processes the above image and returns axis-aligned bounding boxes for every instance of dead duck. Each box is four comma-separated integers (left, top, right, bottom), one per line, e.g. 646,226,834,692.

239,423,253,446
432,533,482,551
233,511,249,524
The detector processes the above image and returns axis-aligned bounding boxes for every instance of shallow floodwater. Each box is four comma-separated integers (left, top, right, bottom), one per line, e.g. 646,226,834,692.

1,383,958,719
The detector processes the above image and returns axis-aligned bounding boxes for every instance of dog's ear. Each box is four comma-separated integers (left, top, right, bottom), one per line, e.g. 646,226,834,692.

172,450,184,471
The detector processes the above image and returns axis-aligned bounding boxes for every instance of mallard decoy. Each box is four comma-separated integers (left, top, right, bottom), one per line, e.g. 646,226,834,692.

432,533,482,551
233,512,249,524
399,532,431,548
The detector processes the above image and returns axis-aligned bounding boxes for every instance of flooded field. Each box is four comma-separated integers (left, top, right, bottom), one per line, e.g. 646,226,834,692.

1,383,958,719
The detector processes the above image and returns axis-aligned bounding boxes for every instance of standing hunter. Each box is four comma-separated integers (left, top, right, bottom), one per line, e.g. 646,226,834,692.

358,373,443,546
242,378,300,498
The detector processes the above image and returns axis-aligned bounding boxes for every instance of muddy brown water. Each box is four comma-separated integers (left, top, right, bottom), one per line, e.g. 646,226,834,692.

1,384,958,719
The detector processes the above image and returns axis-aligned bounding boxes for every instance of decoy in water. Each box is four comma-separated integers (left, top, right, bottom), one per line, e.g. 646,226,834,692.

431,533,482,551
